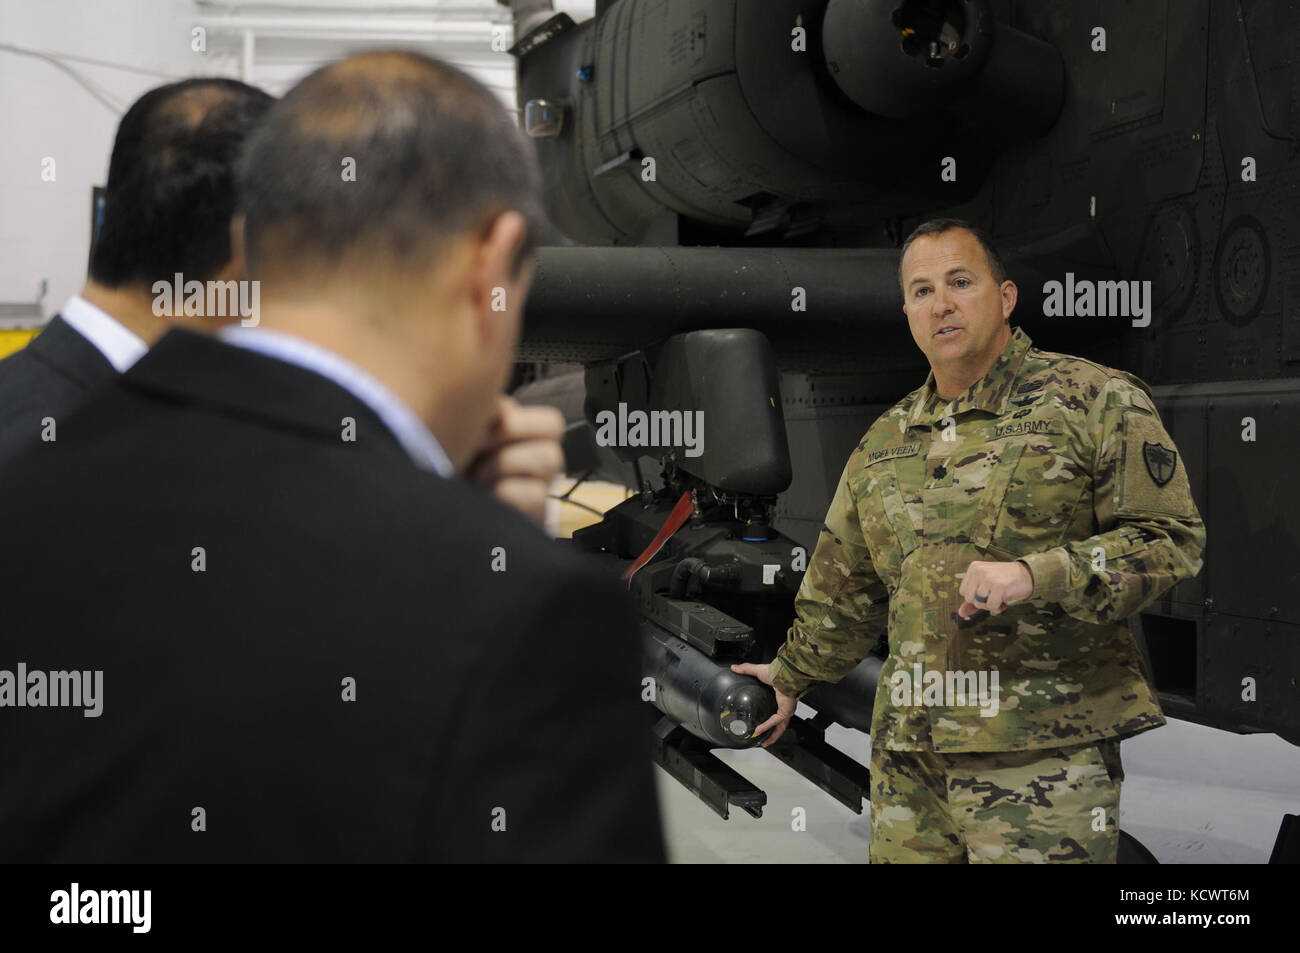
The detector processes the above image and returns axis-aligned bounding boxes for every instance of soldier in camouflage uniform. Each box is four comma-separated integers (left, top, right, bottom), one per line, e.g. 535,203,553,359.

733,219,1205,863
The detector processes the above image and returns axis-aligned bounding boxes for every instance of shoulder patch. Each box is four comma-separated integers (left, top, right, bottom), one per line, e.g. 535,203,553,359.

1142,441,1177,486
1117,410,1194,517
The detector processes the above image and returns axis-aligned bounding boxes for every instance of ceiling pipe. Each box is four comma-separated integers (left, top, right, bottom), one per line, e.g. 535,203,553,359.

195,15,508,35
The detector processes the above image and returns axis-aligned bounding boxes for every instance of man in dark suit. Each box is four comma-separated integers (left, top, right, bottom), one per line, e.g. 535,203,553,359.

0,79,274,465
0,52,664,862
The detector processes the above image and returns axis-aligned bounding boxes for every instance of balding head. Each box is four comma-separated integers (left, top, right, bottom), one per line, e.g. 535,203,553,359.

237,51,545,294
89,78,274,289
232,51,547,472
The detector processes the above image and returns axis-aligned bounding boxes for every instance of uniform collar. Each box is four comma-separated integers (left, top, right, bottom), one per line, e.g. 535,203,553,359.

905,326,1033,428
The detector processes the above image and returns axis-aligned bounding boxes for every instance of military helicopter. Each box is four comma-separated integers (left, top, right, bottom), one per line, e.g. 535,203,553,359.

501,0,1300,864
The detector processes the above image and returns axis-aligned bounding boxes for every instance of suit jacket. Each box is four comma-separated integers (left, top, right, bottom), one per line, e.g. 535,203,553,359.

0,328,664,863
0,316,116,464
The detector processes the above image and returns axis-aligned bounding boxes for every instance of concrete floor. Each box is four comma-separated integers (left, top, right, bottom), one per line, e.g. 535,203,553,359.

658,708,1300,863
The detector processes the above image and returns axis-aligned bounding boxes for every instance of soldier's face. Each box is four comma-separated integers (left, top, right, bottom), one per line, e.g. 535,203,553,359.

900,229,1015,374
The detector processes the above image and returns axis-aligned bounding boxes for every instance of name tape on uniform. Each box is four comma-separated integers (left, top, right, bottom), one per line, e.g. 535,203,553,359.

990,418,1066,439
864,443,922,466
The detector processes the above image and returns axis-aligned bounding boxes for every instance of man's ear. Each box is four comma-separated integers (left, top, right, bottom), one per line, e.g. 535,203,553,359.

1000,278,1018,319
478,211,528,288
471,210,529,329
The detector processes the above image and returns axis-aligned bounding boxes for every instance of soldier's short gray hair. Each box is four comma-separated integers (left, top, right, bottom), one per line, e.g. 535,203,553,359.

898,218,1008,290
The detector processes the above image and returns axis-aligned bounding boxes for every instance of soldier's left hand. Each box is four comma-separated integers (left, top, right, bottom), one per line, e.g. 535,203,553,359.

463,395,566,526
958,559,1034,617
729,662,798,747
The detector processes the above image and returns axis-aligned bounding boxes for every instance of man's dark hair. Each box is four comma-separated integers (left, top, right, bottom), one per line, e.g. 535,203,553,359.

898,218,1008,289
89,79,275,288
237,51,546,286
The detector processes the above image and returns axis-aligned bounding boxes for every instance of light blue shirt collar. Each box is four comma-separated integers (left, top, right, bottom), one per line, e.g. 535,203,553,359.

217,327,454,477
60,295,148,372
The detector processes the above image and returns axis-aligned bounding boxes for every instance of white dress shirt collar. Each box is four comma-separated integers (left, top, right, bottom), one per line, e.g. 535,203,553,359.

217,327,455,477
58,295,148,373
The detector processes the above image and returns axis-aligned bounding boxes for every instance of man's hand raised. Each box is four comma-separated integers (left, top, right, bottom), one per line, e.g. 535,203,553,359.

463,396,565,526
957,559,1034,618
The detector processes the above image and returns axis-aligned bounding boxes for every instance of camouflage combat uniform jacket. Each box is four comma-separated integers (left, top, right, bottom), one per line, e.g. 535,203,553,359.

768,327,1206,752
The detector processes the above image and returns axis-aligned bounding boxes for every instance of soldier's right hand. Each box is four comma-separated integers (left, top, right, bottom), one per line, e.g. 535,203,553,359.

729,662,797,747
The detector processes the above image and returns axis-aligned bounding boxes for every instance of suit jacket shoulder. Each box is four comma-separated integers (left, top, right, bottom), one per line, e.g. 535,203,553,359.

0,330,664,862
0,316,115,463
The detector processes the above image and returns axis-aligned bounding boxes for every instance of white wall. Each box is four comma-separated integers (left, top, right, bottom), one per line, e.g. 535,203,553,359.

0,0,596,323
0,0,239,321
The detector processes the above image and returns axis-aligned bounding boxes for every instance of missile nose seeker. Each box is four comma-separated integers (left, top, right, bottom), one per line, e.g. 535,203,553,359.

642,622,777,749
720,682,774,742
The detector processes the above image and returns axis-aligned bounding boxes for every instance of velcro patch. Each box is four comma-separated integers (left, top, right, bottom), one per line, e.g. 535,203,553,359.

1116,409,1193,517
864,443,922,467
989,418,1065,439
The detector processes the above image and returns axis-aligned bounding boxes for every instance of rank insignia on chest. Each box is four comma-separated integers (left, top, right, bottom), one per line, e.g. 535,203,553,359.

1142,441,1177,486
